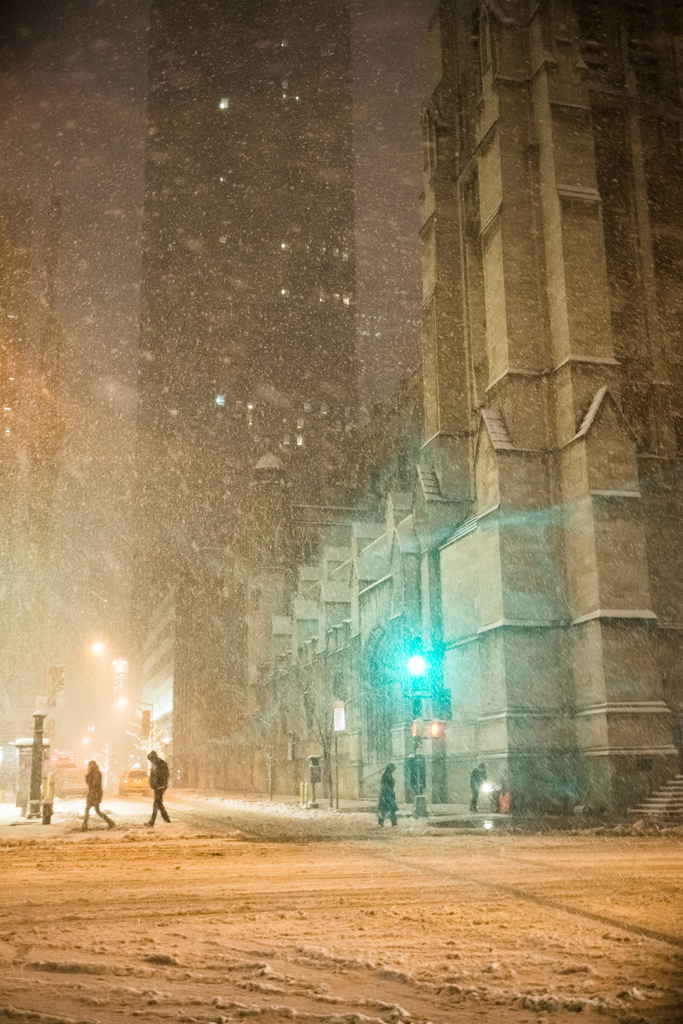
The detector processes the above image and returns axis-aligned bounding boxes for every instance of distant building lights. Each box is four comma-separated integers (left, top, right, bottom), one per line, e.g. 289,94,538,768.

7,314,16,319
247,403,254,410
215,394,226,406
219,97,229,110
343,296,350,306
296,433,304,447
295,96,300,101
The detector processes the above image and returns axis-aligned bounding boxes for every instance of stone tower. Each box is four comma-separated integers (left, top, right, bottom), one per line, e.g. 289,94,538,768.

420,0,683,811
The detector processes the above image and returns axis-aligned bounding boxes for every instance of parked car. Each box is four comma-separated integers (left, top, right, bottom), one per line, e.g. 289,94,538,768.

118,769,150,796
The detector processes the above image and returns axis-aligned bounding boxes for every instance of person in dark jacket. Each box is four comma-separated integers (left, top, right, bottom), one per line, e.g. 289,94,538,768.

145,750,171,826
82,760,114,830
377,762,398,826
469,762,487,812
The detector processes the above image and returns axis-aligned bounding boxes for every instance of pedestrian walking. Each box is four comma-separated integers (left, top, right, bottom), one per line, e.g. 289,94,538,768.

377,762,398,826
145,750,171,826
82,760,114,831
469,762,487,812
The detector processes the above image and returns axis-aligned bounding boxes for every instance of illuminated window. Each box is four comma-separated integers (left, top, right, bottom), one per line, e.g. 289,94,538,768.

219,97,229,110
281,39,288,47
303,403,312,412
297,417,305,428
215,394,226,406
343,295,351,306
341,249,349,261
282,80,288,90
280,288,289,297
296,433,304,447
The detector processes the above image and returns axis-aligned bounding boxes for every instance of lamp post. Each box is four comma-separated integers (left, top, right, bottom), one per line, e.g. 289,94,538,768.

27,712,46,819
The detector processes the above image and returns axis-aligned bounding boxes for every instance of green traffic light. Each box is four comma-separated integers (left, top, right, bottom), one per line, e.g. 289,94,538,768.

407,654,427,677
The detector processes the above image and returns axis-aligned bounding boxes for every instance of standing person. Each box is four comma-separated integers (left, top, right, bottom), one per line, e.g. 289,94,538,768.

82,760,114,831
145,750,171,826
377,762,398,827
469,762,487,812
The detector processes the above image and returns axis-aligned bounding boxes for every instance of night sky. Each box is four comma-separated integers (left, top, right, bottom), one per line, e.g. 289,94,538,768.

0,0,428,744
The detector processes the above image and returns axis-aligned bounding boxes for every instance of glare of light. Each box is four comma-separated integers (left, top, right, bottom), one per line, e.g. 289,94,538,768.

82,737,89,745
281,288,287,294
281,242,287,249
247,403,254,410
295,96,299,101
481,781,493,794
92,641,105,657
429,721,443,739
9,377,14,381
483,820,493,830
215,394,226,406
343,297,350,306
7,314,16,319
219,97,229,110
118,698,127,707
407,654,427,678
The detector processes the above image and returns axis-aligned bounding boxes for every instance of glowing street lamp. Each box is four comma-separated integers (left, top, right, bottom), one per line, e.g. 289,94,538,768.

91,641,106,658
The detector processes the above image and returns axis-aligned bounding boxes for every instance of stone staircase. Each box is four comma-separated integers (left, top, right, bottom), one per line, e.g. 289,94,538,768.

629,774,683,819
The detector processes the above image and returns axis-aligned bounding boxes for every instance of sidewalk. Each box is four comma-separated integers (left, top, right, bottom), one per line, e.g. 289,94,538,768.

167,788,504,822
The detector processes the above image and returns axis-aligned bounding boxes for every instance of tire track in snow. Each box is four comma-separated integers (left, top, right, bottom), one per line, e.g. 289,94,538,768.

378,852,683,950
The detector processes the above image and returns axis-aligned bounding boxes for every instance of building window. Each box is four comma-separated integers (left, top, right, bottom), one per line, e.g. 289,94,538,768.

219,97,229,110
215,394,226,406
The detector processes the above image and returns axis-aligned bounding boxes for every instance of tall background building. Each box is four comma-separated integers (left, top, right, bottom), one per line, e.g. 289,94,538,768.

136,0,361,779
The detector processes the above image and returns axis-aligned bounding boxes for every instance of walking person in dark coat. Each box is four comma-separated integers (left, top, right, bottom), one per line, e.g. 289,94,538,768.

145,750,171,826
469,762,487,812
82,760,114,830
377,762,398,826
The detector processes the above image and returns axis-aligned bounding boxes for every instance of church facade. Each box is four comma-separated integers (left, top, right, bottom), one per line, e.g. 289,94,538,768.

248,0,683,814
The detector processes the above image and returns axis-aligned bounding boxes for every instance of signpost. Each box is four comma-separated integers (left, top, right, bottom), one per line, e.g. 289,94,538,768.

333,700,345,811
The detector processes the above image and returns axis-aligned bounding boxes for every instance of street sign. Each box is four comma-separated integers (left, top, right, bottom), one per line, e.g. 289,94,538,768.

333,700,345,732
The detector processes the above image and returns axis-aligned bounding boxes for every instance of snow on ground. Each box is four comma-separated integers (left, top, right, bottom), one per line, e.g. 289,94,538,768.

0,794,681,1024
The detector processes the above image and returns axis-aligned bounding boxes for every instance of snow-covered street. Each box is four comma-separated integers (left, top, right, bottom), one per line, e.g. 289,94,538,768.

0,794,681,1024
